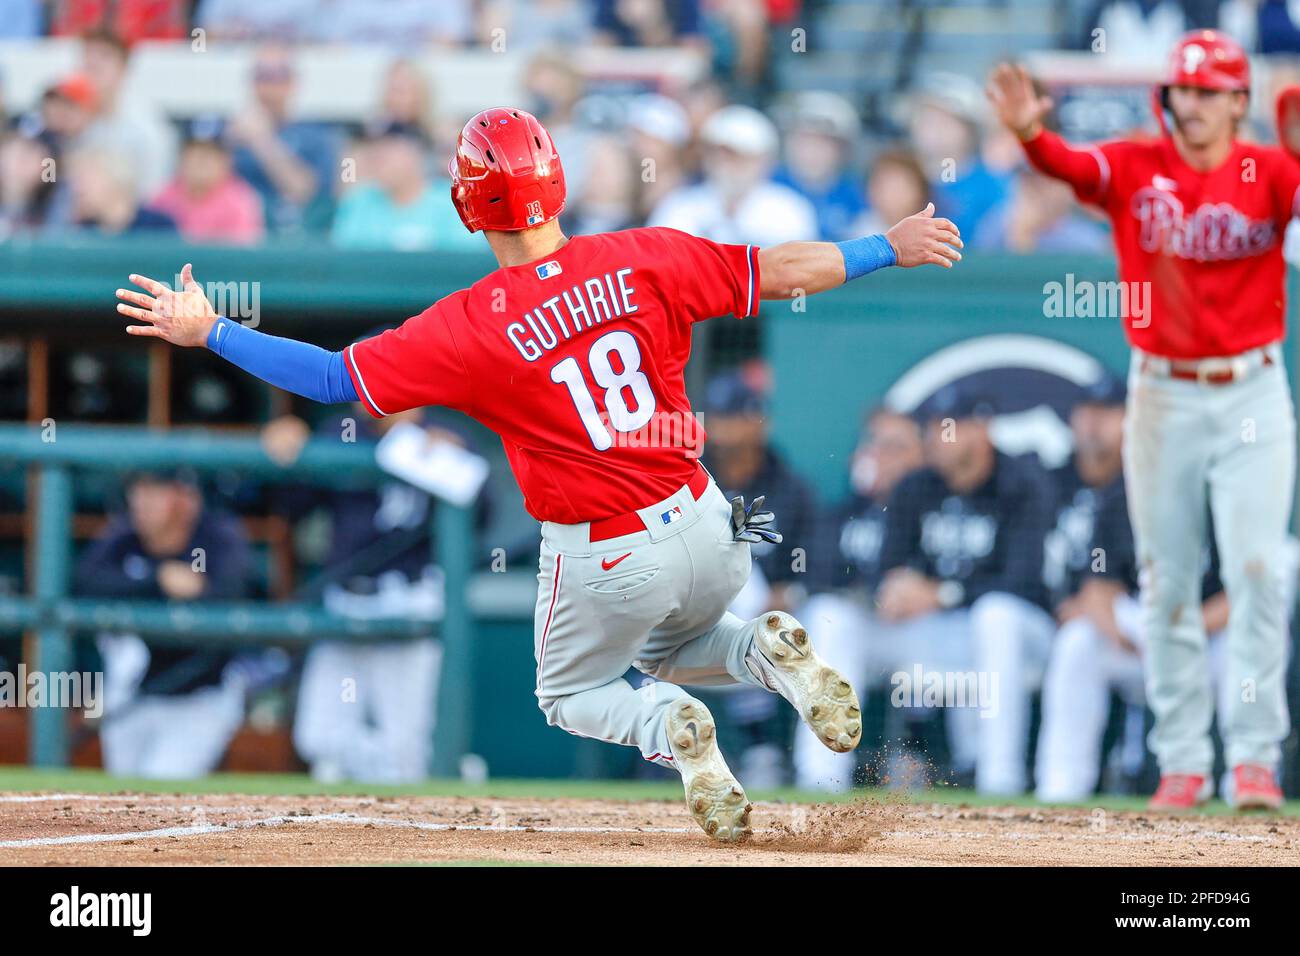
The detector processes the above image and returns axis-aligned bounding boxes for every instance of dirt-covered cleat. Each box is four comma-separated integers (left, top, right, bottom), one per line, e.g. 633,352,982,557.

749,611,862,754
666,698,752,843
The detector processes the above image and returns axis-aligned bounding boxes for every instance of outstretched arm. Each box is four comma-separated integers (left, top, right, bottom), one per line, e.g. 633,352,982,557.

758,203,962,299
116,264,359,404
987,62,1108,201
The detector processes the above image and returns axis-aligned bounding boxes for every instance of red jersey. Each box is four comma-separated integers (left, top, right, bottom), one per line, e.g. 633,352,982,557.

344,227,761,523
1023,130,1300,359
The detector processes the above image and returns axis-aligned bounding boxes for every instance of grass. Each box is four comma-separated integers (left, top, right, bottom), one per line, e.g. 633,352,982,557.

2,765,1297,816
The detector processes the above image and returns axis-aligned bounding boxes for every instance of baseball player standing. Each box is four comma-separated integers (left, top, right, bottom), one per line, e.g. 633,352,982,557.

989,30,1300,809
114,107,963,840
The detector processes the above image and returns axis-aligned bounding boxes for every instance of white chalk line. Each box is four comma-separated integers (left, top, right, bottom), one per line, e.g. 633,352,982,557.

0,812,697,848
2,808,1282,850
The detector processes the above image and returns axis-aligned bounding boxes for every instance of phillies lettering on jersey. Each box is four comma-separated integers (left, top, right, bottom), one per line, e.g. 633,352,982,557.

1025,131,1300,358
343,227,760,524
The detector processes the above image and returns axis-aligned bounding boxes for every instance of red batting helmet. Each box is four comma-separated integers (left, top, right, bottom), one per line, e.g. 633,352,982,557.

449,107,566,233
1153,30,1250,136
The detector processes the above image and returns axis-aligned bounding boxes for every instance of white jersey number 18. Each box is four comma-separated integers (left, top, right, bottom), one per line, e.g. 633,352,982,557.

550,329,656,451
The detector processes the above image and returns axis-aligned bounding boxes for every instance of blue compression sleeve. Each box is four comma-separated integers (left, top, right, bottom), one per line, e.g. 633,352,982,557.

207,317,359,404
835,234,896,280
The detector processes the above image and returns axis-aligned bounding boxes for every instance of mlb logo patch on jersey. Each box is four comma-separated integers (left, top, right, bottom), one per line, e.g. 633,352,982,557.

536,260,563,280
660,505,684,526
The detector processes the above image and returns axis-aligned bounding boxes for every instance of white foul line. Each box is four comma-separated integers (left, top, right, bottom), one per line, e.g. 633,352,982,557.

0,812,696,848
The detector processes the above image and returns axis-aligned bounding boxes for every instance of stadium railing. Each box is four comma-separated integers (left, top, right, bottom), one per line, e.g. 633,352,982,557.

0,423,476,774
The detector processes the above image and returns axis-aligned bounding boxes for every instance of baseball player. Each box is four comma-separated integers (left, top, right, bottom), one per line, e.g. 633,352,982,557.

875,389,1058,795
793,406,925,791
114,107,963,841
989,30,1300,808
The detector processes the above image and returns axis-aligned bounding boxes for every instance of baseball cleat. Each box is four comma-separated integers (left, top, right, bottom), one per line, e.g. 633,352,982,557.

666,698,752,843
749,611,862,754
1229,764,1284,811
1147,773,1209,811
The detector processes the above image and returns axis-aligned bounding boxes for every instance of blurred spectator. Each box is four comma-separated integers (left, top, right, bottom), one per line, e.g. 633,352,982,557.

650,105,817,245
228,45,340,234
194,0,326,42
79,470,255,779
625,93,691,223
699,369,818,787
76,30,178,195
708,0,773,93
0,120,60,238
876,388,1056,795
907,74,1010,246
794,407,925,791
330,122,478,252
593,0,705,46
975,166,1109,254
40,75,99,150
67,148,177,237
773,91,866,240
523,52,592,192
566,134,637,235
476,0,592,51
855,148,930,235
151,118,265,245
50,0,188,40
372,59,438,143
0,0,41,38
316,0,474,46
261,401,491,783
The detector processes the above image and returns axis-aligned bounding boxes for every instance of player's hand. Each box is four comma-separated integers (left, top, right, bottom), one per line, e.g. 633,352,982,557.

116,263,219,347
157,560,205,601
986,62,1052,140
876,568,941,621
885,203,963,269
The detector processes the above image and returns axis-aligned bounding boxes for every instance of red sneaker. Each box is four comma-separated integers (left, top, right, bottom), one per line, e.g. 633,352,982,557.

1231,764,1284,811
1148,773,1207,810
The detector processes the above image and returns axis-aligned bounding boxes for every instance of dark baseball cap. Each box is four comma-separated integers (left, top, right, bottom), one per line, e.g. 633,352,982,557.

1077,372,1126,408
916,384,996,424
701,371,767,417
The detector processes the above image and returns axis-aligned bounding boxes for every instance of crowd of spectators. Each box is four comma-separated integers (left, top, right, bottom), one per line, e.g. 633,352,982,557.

16,1,1300,254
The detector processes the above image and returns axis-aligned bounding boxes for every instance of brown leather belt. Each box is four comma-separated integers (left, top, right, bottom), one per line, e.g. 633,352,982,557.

1140,350,1275,386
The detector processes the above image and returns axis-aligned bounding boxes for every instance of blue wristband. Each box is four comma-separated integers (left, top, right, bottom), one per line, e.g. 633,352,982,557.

836,234,896,281
207,317,359,405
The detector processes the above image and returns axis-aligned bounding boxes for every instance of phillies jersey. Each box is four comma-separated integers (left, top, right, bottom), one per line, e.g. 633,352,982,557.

343,227,761,523
1023,130,1300,359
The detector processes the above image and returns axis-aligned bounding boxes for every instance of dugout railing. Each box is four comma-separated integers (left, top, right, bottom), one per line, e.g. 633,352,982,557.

0,423,476,773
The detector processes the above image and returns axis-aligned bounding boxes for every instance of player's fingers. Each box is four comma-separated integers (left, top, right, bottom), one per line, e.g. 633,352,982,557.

117,303,158,323
935,243,962,262
926,252,954,268
180,262,201,293
115,288,156,309
128,273,169,296
917,201,934,218
125,325,166,337
934,227,964,248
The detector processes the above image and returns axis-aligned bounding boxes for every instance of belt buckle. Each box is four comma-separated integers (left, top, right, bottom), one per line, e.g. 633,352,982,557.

1196,357,1235,385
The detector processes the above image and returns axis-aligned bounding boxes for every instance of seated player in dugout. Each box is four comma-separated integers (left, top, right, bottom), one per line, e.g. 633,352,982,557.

792,405,925,792
115,106,963,842
875,387,1057,796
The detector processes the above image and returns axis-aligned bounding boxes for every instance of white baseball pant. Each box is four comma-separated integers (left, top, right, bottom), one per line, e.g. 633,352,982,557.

532,475,773,768
792,591,1053,795
1124,346,1295,776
